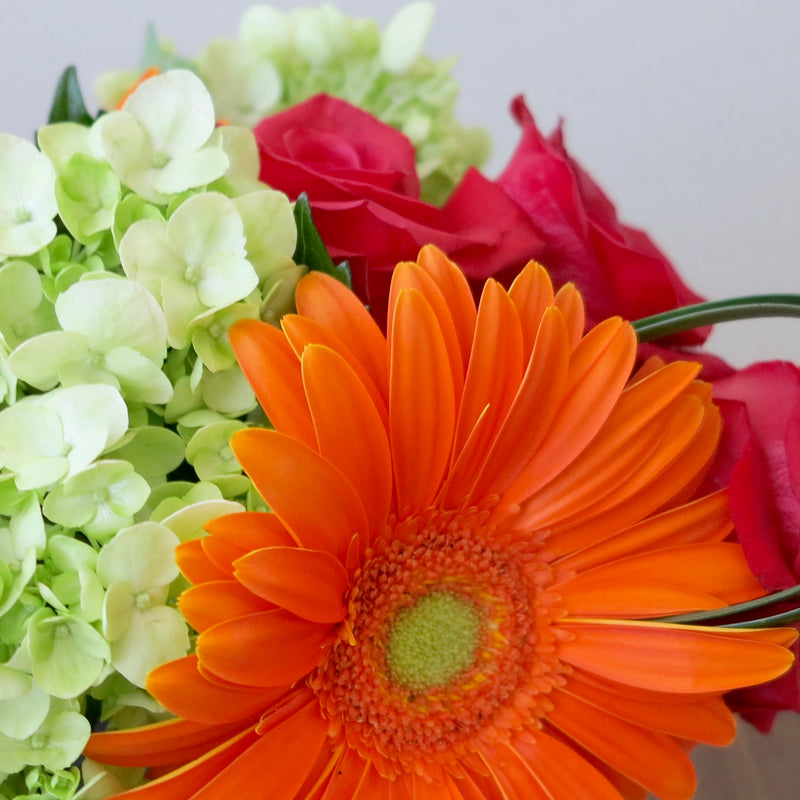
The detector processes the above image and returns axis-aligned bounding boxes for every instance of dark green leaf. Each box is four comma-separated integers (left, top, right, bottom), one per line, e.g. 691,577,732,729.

292,193,352,289
47,66,93,126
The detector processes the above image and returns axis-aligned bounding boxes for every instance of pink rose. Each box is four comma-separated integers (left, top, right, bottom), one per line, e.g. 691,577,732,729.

496,96,708,344
254,94,544,326
703,362,800,730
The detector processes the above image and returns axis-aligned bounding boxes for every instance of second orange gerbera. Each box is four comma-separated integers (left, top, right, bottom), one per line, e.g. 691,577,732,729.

87,246,795,800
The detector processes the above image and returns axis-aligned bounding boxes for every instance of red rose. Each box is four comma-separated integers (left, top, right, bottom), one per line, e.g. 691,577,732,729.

703,362,800,730
496,96,708,344
254,94,544,326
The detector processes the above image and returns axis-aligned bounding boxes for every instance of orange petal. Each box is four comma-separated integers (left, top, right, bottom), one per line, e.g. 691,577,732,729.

205,511,297,550
565,667,735,746
557,542,765,617
234,546,348,623
507,260,555,360
231,428,369,563
472,306,570,502
302,344,392,541
503,317,637,507
197,609,334,687
229,319,316,449
84,716,253,768
507,731,625,800
389,288,455,514
553,282,585,349
295,271,389,404
453,280,523,459
416,244,477,366
147,655,286,725
557,490,732,572
558,619,796,693
388,261,465,405
282,313,388,429
547,689,696,800
179,580,274,632
192,695,329,800
175,539,228,585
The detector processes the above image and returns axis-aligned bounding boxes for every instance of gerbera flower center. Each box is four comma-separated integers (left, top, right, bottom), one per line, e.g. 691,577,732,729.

386,590,483,690
310,507,569,777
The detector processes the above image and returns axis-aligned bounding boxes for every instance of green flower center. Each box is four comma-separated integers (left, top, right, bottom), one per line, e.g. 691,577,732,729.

385,590,482,690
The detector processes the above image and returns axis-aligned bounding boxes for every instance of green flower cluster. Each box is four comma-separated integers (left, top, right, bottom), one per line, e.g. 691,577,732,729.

0,68,301,799
97,3,491,205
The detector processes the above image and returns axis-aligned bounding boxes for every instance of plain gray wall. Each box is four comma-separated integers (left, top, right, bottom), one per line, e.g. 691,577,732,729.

2,3,800,796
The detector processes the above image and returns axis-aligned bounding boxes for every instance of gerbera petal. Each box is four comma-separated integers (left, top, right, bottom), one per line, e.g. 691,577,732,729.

505,732,624,800
85,716,253,768
302,343,392,540
146,655,286,724
388,261,465,405
389,288,455,513
175,538,228,585
416,244,477,365
229,318,316,448
502,317,637,507
453,279,523,459
192,694,329,800
507,260,555,359
565,667,736,745
231,428,369,562
197,609,334,687
204,511,297,550
557,490,732,572
234,546,348,623
553,282,585,349
557,542,765,617
282,313,389,429
558,619,796,693
547,689,696,800
295,270,389,404
179,580,274,631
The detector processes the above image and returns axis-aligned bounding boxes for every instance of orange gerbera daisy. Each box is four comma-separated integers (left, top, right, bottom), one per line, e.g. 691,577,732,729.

87,246,796,800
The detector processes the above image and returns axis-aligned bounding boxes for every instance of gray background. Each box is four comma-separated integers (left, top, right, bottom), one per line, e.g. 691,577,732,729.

2,1,800,796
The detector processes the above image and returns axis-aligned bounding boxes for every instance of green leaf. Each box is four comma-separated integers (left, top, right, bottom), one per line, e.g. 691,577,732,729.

47,67,93,126
292,194,352,289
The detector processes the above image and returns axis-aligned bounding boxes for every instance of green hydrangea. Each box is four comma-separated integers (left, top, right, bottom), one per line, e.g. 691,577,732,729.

97,3,491,205
0,61,304,798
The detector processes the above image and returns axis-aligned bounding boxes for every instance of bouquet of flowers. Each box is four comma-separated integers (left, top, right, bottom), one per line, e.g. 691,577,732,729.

1,4,799,799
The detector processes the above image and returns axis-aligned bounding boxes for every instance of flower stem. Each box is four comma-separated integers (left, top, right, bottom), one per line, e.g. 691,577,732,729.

632,295,800,342
657,583,800,626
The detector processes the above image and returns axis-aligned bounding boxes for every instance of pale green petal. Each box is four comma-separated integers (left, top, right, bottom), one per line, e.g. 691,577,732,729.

185,420,246,480
124,70,216,157
380,2,435,74
55,278,168,363
196,250,259,309
109,605,189,688
23,709,91,771
208,126,263,194
94,68,140,111
260,260,307,323
111,193,164,251
0,133,57,257
27,609,110,698
96,522,180,590
239,5,293,57
102,348,173,404
8,331,89,391
37,122,94,173
166,192,246,267
118,218,179,299
101,581,134,642
152,147,230,196
232,190,297,282
191,301,258,372
0,668,50,739
201,365,256,416
46,535,98,573
105,426,185,485
0,260,58,347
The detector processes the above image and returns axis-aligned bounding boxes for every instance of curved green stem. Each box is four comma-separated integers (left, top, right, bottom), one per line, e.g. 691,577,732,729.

656,582,800,626
632,294,800,342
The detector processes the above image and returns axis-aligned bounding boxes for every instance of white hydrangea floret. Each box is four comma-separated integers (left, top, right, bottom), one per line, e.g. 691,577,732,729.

100,70,229,204
380,2,436,74
97,521,189,687
0,133,58,257
9,278,172,404
119,191,259,348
